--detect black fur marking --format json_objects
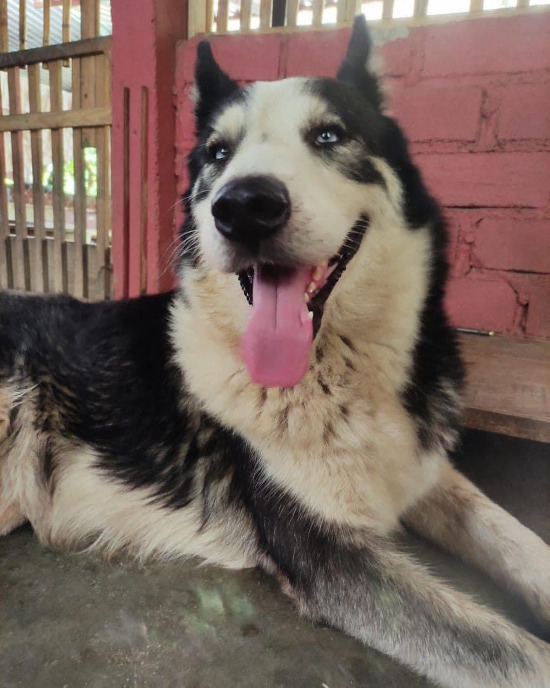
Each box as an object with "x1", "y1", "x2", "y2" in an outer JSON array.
[
  {"x1": 339, "y1": 335, "x2": 356, "y2": 353},
  {"x1": 317, "y1": 374, "x2": 331, "y2": 395}
]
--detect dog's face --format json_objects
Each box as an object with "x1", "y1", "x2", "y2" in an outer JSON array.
[{"x1": 182, "y1": 17, "x2": 429, "y2": 388}]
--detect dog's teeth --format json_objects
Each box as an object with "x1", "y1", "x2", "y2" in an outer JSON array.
[
  {"x1": 307, "y1": 311, "x2": 314, "y2": 320},
  {"x1": 307, "y1": 282, "x2": 316, "y2": 295},
  {"x1": 304, "y1": 292, "x2": 310, "y2": 303},
  {"x1": 312, "y1": 265, "x2": 324, "y2": 281}
]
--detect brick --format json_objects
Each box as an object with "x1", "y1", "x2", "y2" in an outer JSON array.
[
  {"x1": 498, "y1": 82, "x2": 550, "y2": 141},
  {"x1": 445, "y1": 276, "x2": 518, "y2": 333},
  {"x1": 416, "y1": 152, "x2": 550, "y2": 208},
  {"x1": 422, "y1": 14, "x2": 550, "y2": 77},
  {"x1": 285, "y1": 27, "x2": 411, "y2": 79},
  {"x1": 285, "y1": 29, "x2": 350, "y2": 77},
  {"x1": 474, "y1": 218, "x2": 550, "y2": 273},
  {"x1": 391, "y1": 85, "x2": 482, "y2": 142},
  {"x1": 178, "y1": 34, "x2": 282, "y2": 83}
]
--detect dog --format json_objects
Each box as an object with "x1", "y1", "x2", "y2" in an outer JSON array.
[{"x1": 1, "y1": 16, "x2": 549, "y2": 687}]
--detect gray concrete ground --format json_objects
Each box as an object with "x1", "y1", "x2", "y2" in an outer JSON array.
[{"x1": 1, "y1": 429, "x2": 549, "y2": 688}]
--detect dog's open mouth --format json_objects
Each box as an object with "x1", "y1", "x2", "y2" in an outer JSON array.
[{"x1": 237, "y1": 217, "x2": 369, "y2": 388}]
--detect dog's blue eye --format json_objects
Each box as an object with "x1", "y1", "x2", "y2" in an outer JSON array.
[
  {"x1": 316, "y1": 127, "x2": 342, "y2": 145},
  {"x1": 210, "y1": 143, "x2": 230, "y2": 162}
]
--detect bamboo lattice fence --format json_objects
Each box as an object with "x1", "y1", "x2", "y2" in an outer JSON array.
[
  {"x1": 0, "y1": 0, "x2": 112, "y2": 299},
  {"x1": 189, "y1": 0, "x2": 548, "y2": 36}
]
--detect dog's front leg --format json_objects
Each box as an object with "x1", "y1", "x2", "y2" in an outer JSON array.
[
  {"x1": 266, "y1": 519, "x2": 550, "y2": 687},
  {"x1": 403, "y1": 460, "x2": 550, "y2": 628}
]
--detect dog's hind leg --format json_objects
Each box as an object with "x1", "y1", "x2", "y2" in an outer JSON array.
[{"x1": 403, "y1": 460, "x2": 550, "y2": 629}]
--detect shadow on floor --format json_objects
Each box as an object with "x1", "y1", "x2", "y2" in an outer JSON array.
[{"x1": 1, "y1": 429, "x2": 548, "y2": 688}]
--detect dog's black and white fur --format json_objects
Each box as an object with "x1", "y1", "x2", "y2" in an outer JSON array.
[{"x1": 1, "y1": 17, "x2": 550, "y2": 687}]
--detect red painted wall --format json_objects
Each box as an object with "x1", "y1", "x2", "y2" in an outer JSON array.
[
  {"x1": 174, "y1": 13, "x2": 550, "y2": 339},
  {"x1": 111, "y1": 0, "x2": 187, "y2": 298}
]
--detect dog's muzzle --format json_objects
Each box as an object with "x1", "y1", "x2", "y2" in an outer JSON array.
[{"x1": 211, "y1": 175, "x2": 291, "y2": 251}]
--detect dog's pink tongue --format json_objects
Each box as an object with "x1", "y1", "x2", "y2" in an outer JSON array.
[{"x1": 243, "y1": 266, "x2": 313, "y2": 388}]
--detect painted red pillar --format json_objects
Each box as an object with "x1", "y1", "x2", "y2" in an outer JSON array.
[{"x1": 111, "y1": 0, "x2": 187, "y2": 298}]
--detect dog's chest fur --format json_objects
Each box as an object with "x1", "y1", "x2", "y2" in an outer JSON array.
[{"x1": 172, "y1": 297, "x2": 443, "y2": 534}]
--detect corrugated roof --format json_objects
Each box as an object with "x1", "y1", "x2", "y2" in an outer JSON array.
[{"x1": 6, "y1": 0, "x2": 112, "y2": 53}]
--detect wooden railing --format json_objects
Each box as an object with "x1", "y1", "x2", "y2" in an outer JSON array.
[
  {"x1": 0, "y1": 0, "x2": 112, "y2": 300},
  {"x1": 189, "y1": 0, "x2": 548, "y2": 37}
]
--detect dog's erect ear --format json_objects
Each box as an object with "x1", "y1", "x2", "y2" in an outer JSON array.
[
  {"x1": 194, "y1": 41, "x2": 239, "y2": 127},
  {"x1": 337, "y1": 15, "x2": 384, "y2": 110}
]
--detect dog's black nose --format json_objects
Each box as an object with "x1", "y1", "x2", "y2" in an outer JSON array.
[{"x1": 212, "y1": 175, "x2": 290, "y2": 247}]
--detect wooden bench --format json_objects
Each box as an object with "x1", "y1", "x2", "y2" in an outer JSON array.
[{"x1": 460, "y1": 334, "x2": 550, "y2": 443}]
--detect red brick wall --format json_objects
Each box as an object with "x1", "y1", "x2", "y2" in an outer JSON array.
[{"x1": 174, "y1": 13, "x2": 550, "y2": 339}]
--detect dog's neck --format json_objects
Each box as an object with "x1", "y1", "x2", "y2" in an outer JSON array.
[{"x1": 170, "y1": 213, "x2": 433, "y2": 440}]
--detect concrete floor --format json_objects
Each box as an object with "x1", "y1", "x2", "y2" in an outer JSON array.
[{"x1": 1, "y1": 429, "x2": 549, "y2": 688}]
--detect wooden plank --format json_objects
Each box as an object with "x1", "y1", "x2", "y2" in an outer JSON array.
[
  {"x1": 259, "y1": 0, "x2": 272, "y2": 29},
  {"x1": 0, "y1": 36, "x2": 112, "y2": 70},
  {"x1": 19, "y1": 0, "x2": 26, "y2": 50},
  {"x1": 0, "y1": 0, "x2": 8, "y2": 53},
  {"x1": 0, "y1": 107, "x2": 112, "y2": 132},
  {"x1": 81, "y1": 0, "x2": 98, "y2": 148},
  {"x1": 7, "y1": 67, "x2": 28, "y2": 290},
  {"x1": 188, "y1": 0, "x2": 208, "y2": 38},
  {"x1": 312, "y1": 0, "x2": 324, "y2": 27},
  {"x1": 0, "y1": 78, "x2": 10, "y2": 289},
  {"x1": 62, "y1": 0, "x2": 71, "y2": 44},
  {"x1": 72, "y1": 59, "x2": 87, "y2": 298},
  {"x1": 469, "y1": 0, "x2": 484, "y2": 12},
  {"x1": 43, "y1": 0, "x2": 51, "y2": 46},
  {"x1": 49, "y1": 60, "x2": 67, "y2": 293},
  {"x1": 382, "y1": 0, "x2": 395, "y2": 20},
  {"x1": 95, "y1": 49, "x2": 112, "y2": 298},
  {"x1": 413, "y1": 0, "x2": 429, "y2": 18},
  {"x1": 241, "y1": 0, "x2": 253, "y2": 30},
  {"x1": 517, "y1": 0, "x2": 530, "y2": 7},
  {"x1": 216, "y1": 0, "x2": 229, "y2": 32},
  {"x1": 461, "y1": 334, "x2": 550, "y2": 443},
  {"x1": 27, "y1": 63, "x2": 47, "y2": 293}
]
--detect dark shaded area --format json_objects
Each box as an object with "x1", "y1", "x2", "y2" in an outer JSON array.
[{"x1": 1, "y1": 429, "x2": 548, "y2": 687}]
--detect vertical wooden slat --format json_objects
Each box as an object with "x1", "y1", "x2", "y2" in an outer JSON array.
[
  {"x1": 188, "y1": 0, "x2": 208, "y2": 38},
  {"x1": 517, "y1": 0, "x2": 529, "y2": 7},
  {"x1": 72, "y1": 58, "x2": 87, "y2": 298},
  {"x1": 286, "y1": 0, "x2": 299, "y2": 26},
  {"x1": 469, "y1": 0, "x2": 484, "y2": 12},
  {"x1": 382, "y1": 0, "x2": 395, "y2": 19},
  {"x1": 139, "y1": 86, "x2": 148, "y2": 295},
  {"x1": 28, "y1": 63, "x2": 47, "y2": 293},
  {"x1": 206, "y1": 0, "x2": 214, "y2": 33},
  {"x1": 241, "y1": 0, "x2": 253, "y2": 30},
  {"x1": 414, "y1": 0, "x2": 429, "y2": 18},
  {"x1": 259, "y1": 0, "x2": 272, "y2": 28},
  {"x1": 347, "y1": 0, "x2": 362, "y2": 22},
  {"x1": 62, "y1": 0, "x2": 71, "y2": 44},
  {"x1": 81, "y1": 0, "x2": 98, "y2": 148},
  {"x1": 49, "y1": 60, "x2": 67, "y2": 293},
  {"x1": 312, "y1": 0, "x2": 324, "y2": 27},
  {"x1": 8, "y1": 67, "x2": 28, "y2": 290},
  {"x1": 0, "y1": 77, "x2": 10, "y2": 289},
  {"x1": 0, "y1": 0, "x2": 8, "y2": 53},
  {"x1": 216, "y1": 0, "x2": 229, "y2": 32},
  {"x1": 336, "y1": 0, "x2": 348, "y2": 24},
  {"x1": 43, "y1": 0, "x2": 51, "y2": 46},
  {"x1": 19, "y1": 0, "x2": 26, "y2": 50}
]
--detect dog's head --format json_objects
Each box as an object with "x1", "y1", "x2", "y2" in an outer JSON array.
[{"x1": 181, "y1": 16, "x2": 438, "y2": 388}]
